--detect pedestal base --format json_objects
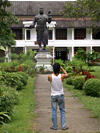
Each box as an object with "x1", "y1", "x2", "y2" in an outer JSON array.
[{"x1": 35, "y1": 52, "x2": 53, "y2": 72}]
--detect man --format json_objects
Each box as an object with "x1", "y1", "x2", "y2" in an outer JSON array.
[
  {"x1": 48, "y1": 63, "x2": 69, "y2": 130},
  {"x1": 30, "y1": 8, "x2": 51, "y2": 50}
]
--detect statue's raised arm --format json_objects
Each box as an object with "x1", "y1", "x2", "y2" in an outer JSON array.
[{"x1": 48, "y1": 11, "x2": 52, "y2": 24}]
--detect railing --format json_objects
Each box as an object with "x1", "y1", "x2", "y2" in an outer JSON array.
[{"x1": 15, "y1": 39, "x2": 100, "y2": 47}]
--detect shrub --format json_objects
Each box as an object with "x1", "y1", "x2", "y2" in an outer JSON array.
[
  {"x1": 20, "y1": 63, "x2": 28, "y2": 71},
  {"x1": 72, "y1": 76, "x2": 85, "y2": 90},
  {"x1": 27, "y1": 67, "x2": 38, "y2": 77},
  {"x1": 83, "y1": 78, "x2": 100, "y2": 97},
  {"x1": 55, "y1": 59, "x2": 65, "y2": 68},
  {"x1": 1, "y1": 71, "x2": 28, "y2": 90},
  {"x1": 84, "y1": 70, "x2": 97, "y2": 82},
  {"x1": 66, "y1": 76, "x2": 76, "y2": 85},
  {"x1": 0, "y1": 85, "x2": 19, "y2": 118},
  {"x1": 16, "y1": 81, "x2": 24, "y2": 90},
  {"x1": 65, "y1": 66, "x2": 73, "y2": 73},
  {"x1": 0, "y1": 112, "x2": 11, "y2": 129},
  {"x1": 17, "y1": 66, "x2": 24, "y2": 72},
  {"x1": 17, "y1": 71, "x2": 28, "y2": 80},
  {"x1": 17, "y1": 73, "x2": 27, "y2": 86}
]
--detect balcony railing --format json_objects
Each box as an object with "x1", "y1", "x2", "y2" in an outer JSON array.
[{"x1": 15, "y1": 39, "x2": 100, "y2": 47}]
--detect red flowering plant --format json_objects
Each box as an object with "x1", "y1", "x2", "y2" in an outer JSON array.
[
  {"x1": 84, "y1": 70, "x2": 97, "y2": 82},
  {"x1": 17, "y1": 66, "x2": 24, "y2": 72}
]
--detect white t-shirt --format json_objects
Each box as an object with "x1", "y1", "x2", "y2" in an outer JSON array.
[{"x1": 51, "y1": 74, "x2": 64, "y2": 96}]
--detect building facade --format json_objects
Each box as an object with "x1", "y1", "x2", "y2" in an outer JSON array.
[{"x1": 6, "y1": 1, "x2": 100, "y2": 62}]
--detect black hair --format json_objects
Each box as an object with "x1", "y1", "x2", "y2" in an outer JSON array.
[{"x1": 53, "y1": 63, "x2": 60, "y2": 74}]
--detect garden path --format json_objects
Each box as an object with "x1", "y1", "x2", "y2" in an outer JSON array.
[{"x1": 34, "y1": 74, "x2": 100, "y2": 133}]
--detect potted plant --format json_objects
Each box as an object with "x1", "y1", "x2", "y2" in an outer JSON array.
[{"x1": 39, "y1": 65, "x2": 45, "y2": 74}]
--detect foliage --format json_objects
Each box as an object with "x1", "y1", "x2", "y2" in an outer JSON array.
[
  {"x1": 39, "y1": 65, "x2": 45, "y2": 71},
  {"x1": 64, "y1": 80, "x2": 100, "y2": 118},
  {"x1": 17, "y1": 72, "x2": 28, "y2": 86},
  {"x1": 27, "y1": 68, "x2": 38, "y2": 77},
  {"x1": 46, "y1": 46, "x2": 53, "y2": 53},
  {"x1": 17, "y1": 71, "x2": 28, "y2": 80},
  {"x1": 17, "y1": 66, "x2": 24, "y2": 72},
  {"x1": 55, "y1": 59, "x2": 65, "y2": 68},
  {"x1": 0, "y1": 84, "x2": 19, "y2": 118},
  {"x1": 86, "y1": 50, "x2": 100, "y2": 63},
  {"x1": 71, "y1": 58, "x2": 86, "y2": 70},
  {"x1": 0, "y1": 57, "x2": 5, "y2": 62},
  {"x1": 83, "y1": 78, "x2": 100, "y2": 97},
  {"x1": 75, "y1": 48, "x2": 87, "y2": 61},
  {"x1": 0, "y1": 60, "x2": 20, "y2": 72},
  {"x1": 74, "y1": 48, "x2": 100, "y2": 66},
  {"x1": 8, "y1": 53, "x2": 19, "y2": 60},
  {"x1": 20, "y1": 49, "x2": 37, "y2": 62},
  {"x1": 10, "y1": 60, "x2": 20, "y2": 68},
  {"x1": 0, "y1": 0, "x2": 19, "y2": 48},
  {"x1": 20, "y1": 63, "x2": 28, "y2": 71},
  {"x1": 0, "y1": 112, "x2": 11, "y2": 130},
  {"x1": 65, "y1": 66, "x2": 73, "y2": 73},
  {"x1": 0, "y1": 62, "x2": 12, "y2": 71},
  {"x1": 66, "y1": 76, "x2": 76, "y2": 85},
  {"x1": 0, "y1": 71, "x2": 28, "y2": 90},
  {"x1": 72, "y1": 76, "x2": 85, "y2": 90},
  {"x1": 1, "y1": 77, "x2": 38, "y2": 133},
  {"x1": 84, "y1": 70, "x2": 97, "y2": 82},
  {"x1": 60, "y1": 0, "x2": 100, "y2": 34}
]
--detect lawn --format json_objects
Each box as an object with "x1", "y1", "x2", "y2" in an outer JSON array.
[{"x1": 1, "y1": 76, "x2": 38, "y2": 133}]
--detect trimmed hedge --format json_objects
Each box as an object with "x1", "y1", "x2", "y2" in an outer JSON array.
[
  {"x1": 83, "y1": 78, "x2": 100, "y2": 97},
  {"x1": 66, "y1": 76, "x2": 76, "y2": 85},
  {"x1": 72, "y1": 76, "x2": 85, "y2": 90}
]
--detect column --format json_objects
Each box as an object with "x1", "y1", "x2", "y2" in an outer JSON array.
[
  {"x1": 8, "y1": 48, "x2": 11, "y2": 62},
  {"x1": 90, "y1": 28, "x2": 92, "y2": 40},
  {"x1": 72, "y1": 46, "x2": 74, "y2": 59},
  {"x1": 91, "y1": 46, "x2": 92, "y2": 54},
  {"x1": 53, "y1": 28, "x2": 55, "y2": 41},
  {"x1": 5, "y1": 47, "x2": 8, "y2": 62},
  {"x1": 24, "y1": 46, "x2": 27, "y2": 53},
  {"x1": 72, "y1": 28, "x2": 74, "y2": 40},
  {"x1": 53, "y1": 46, "x2": 55, "y2": 64},
  {"x1": 25, "y1": 28, "x2": 26, "y2": 41}
]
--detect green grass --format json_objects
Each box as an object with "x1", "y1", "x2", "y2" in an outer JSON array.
[
  {"x1": 1, "y1": 76, "x2": 38, "y2": 133},
  {"x1": 64, "y1": 80, "x2": 100, "y2": 118}
]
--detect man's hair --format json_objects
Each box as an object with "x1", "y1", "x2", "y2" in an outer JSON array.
[{"x1": 53, "y1": 63, "x2": 60, "y2": 74}]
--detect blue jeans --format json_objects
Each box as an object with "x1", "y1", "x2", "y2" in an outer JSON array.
[{"x1": 51, "y1": 95, "x2": 66, "y2": 130}]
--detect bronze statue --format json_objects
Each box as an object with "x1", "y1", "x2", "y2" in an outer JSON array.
[{"x1": 30, "y1": 8, "x2": 52, "y2": 51}]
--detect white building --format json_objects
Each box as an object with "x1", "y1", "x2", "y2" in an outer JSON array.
[{"x1": 6, "y1": 1, "x2": 100, "y2": 61}]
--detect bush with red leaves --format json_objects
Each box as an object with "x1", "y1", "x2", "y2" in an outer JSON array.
[
  {"x1": 84, "y1": 70, "x2": 97, "y2": 82},
  {"x1": 17, "y1": 66, "x2": 24, "y2": 72}
]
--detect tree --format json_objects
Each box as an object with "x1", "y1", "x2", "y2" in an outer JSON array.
[
  {"x1": 75, "y1": 48, "x2": 87, "y2": 62},
  {"x1": 0, "y1": 0, "x2": 19, "y2": 48},
  {"x1": 60, "y1": 0, "x2": 100, "y2": 35}
]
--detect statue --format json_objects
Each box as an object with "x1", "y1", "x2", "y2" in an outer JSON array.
[{"x1": 30, "y1": 8, "x2": 52, "y2": 51}]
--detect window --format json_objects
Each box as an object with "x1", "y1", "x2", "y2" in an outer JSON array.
[
  {"x1": 93, "y1": 30, "x2": 100, "y2": 39},
  {"x1": 49, "y1": 30, "x2": 52, "y2": 40},
  {"x1": 56, "y1": 29, "x2": 67, "y2": 40},
  {"x1": 26, "y1": 30, "x2": 30, "y2": 40},
  {"x1": 75, "y1": 29, "x2": 86, "y2": 39},
  {"x1": 11, "y1": 47, "x2": 23, "y2": 55},
  {"x1": 12, "y1": 29, "x2": 22, "y2": 40}
]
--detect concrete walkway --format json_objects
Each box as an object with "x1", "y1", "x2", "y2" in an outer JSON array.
[{"x1": 34, "y1": 74, "x2": 100, "y2": 133}]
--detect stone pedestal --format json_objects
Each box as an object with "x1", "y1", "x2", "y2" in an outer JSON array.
[{"x1": 35, "y1": 52, "x2": 53, "y2": 72}]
